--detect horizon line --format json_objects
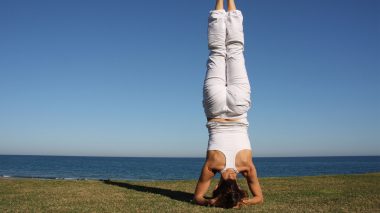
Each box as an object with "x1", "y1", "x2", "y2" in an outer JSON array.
[{"x1": 0, "y1": 154, "x2": 379, "y2": 158}]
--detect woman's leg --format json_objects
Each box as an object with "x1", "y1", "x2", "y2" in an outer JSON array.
[
  {"x1": 227, "y1": 0, "x2": 237, "y2": 11},
  {"x1": 203, "y1": 1, "x2": 227, "y2": 118},
  {"x1": 215, "y1": 0, "x2": 224, "y2": 10},
  {"x1": 225, "y1": 1, "x2": 251, "y2": 116}
]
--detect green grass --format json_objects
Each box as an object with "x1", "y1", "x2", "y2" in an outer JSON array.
[{"x1": 1, "y1": 173, "x2": 379, "y2": 212}]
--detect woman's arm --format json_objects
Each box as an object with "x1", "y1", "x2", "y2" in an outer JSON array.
[
  {"x1": 193, "y1": 162, "x2": 215, "y2": 206},
  {"x1": 242, "y1": 163, "x2": 264, "y2": 205}
]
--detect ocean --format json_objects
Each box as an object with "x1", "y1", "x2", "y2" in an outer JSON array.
[{"x1": 0, "y1": 155, "x2": 379, "y2": 181}]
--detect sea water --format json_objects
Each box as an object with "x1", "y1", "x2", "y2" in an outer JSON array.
[{"x1": 0, "y1": 155, "x2": 379, "y2": 180}]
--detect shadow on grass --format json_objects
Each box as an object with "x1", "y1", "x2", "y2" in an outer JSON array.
[{"x1": 102, "y1": 180, "x2": 194, "y2": 203}]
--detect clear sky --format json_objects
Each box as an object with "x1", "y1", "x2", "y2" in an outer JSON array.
[{"x1": 0, "y1": 0, "x2": 379, "y2": 157}]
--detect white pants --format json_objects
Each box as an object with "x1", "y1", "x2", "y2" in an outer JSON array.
[{"x1": 203, "y1": 10, "x2": 251, "y2": 120}]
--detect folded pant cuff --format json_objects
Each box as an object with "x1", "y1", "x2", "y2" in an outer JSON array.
[
  {"x1": 227, "y1": 9, "x2": 242, "y2": 17},
  {"x1": 209, "y1": 9, "x2": 227, "y2": 17}
]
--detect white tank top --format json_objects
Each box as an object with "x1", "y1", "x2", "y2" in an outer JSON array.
[{"x1": 207, "y1": 119, "x2": 251, "y2": 173}]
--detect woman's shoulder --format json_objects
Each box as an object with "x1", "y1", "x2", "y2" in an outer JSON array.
[
  {"x1": 205, "y1": 150, "x2": 225, "y2": 171},
  {"x1": 236, "y1": 150, "x2": 254, "y2": 172}
]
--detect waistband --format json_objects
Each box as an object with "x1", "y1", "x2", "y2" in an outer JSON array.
[
  {"x1": 206, "y1": 118, "x2": 249, "y2": 135},
  {"x1": 207, "y1": 118, "x2": 249, "y2": 127}
]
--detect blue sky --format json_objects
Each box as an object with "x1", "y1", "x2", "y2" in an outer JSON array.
[{"x1": 0, "y1": 0, "x2": 379, "y2": 157}]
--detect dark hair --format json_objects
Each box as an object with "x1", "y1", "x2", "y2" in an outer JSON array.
[{"x1": 211, "y1": 179, "x2": 248, "y2": 209}]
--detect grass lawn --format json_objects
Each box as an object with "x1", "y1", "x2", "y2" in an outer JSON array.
[{"x1": 0, "y1": 172, "x2": 379, "y2": 212}]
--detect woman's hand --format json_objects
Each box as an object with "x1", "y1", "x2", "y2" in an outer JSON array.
[
  {"x1": 241, "y1": 198, "x2": 252, "y2": 205},
  {"x1": 208, "y1": 198, "x2": 217, "y2": 206},
  {"x1": 192, "y1": 197, "x2": 217, "y2": 206},
  {"x1": 241, "y1": 197, "x2": 264, "y2": 205}
]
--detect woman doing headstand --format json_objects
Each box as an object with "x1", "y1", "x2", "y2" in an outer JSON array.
[{"x1": 193, "y1": 0, "x2": 263, "y2": 209}]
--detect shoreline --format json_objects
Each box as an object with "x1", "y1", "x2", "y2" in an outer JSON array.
[{"x1": 1, "y1": 171, "x2": 379, "y2": 182}]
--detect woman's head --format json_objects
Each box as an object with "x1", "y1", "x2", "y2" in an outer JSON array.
[{"x1": 211, "y1": 179, "x2": 248, "y2": 209}]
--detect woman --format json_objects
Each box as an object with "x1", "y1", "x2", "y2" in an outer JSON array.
[{"x1": 193, "y1": 0, "x2": 263, "y2": 208}]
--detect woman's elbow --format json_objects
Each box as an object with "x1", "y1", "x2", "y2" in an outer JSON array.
[
  {"x1": 257, "y1": 196, "x2": 264, "y2": 204},
  {"x1": 193, "y1": 196, "x2": 207, "y2": 206}
]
